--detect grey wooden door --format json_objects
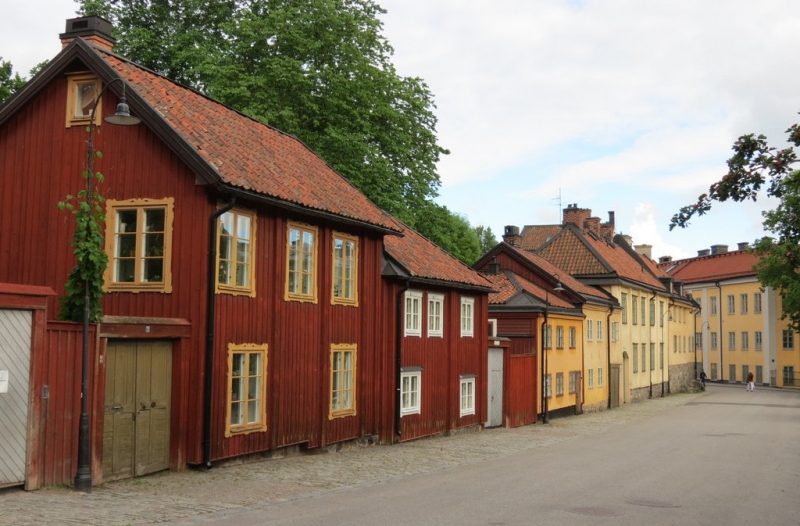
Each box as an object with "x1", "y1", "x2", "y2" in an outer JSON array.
[
  {"x1": 103, "y1": 340, "x2": 172, "y2": 482},
  {"x1": 610, "y1": 364, "x2": 621, "y2": 408},
  {"x1": 0, "y1": 309, "x2": 32, "y2": 488},
  {"x1": 487, "y1": 348, "x2": 504, "y2": 427}
]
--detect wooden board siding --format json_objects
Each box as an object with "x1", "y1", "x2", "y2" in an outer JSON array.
[
  {"x1": 33, "y1": 322, "x2": 95, "y2": 488},
  {"x1": 506, "y1": 353, "x2": 537, "y2": 427},
  {"x1": 387, "y1": 283, "x2": 488, "y2": 443},
  {"x1": 209, "y1": 224, "x2": 390, "y2": 461}
]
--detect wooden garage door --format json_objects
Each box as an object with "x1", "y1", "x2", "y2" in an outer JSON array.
[{"x1": 103, "y1": 340, "x2": 172, "y2": 482}]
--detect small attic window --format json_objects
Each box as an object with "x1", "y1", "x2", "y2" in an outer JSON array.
[{"x1": 66, "y1": 73, "x2": 102, "y2": 127}]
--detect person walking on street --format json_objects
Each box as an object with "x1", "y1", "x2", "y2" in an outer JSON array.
[
  {"x1": 700, "y1": 370, "x2": 707, "y2": 388},
  {"x1": 747, "y1": 371, "x2": 755, "y2": 391}
]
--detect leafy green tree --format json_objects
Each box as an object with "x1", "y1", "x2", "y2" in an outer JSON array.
[
  {"x1": 79, "y1": 0, "x2": 448, "y2": 225},
  {"x1": 413, "y1": 201, "x2": 482, "y2": 265},
  {"x1": 474, "y1": 225, "x2": 498, "y2": 255},
  {"x1": 0, "y1": 57, "x2": 26, "y2": 106},
  {"x1": 671, "y1": 116, "x2": 800, "y2": 330}
]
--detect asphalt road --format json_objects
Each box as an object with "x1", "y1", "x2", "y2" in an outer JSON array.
[{"x1": 177, "y1": 385, "x2": 800, "y2": 526}]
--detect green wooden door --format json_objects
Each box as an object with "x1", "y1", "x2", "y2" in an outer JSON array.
[{"x1": 103, "y1": 340, "x2": 172, "y2": 482}]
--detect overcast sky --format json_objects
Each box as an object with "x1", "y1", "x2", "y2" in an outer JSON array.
[{"x1": 3, "y1": 1, "x2": 800, "y2": 260}]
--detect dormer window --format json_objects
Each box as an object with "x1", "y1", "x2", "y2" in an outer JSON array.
[{"x1": 66, "y1": 73, "x2": 102, "y2": 127}]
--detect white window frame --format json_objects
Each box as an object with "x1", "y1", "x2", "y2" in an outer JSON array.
[
  {"x1": 728, "y1": 331, "x2": 736, "y2": 351},
  {"x1": 611, "y1": 321, "x2": 619, "y2": 342},
  {"x1": 597, "y1": 320, "x2": 604, "y2": 342},
  {"x1": 569, "y1": 326, "x2": 576, "y2": 348},
  {"x1": 755, "y1": 331, "x2": 763, "y2": 351},
  {"x1": 404, "y1": 290, "x2": 422, "y2": 337},
  {"x1": 783, "y1": 329, "x2": 794, "y2": 350},
  {"x1": 586, "y1": 320, "x2": 593, "y2": 341},
  {"x1": 598, "y1": 367, "x2": 604, "y2": 387},
  {"x1": 741, "y1": 331, "x2": 749, "y2": 351},
  {"x1": 427, "y1": 293, "x2": 444, "y2": 337},
  {"x1": 728, "y1": 295, "x2": 735, "y2": 315},
  {"x1": 710, "y1": 296, "x2": 717, "y2": 315},
  {"x1": 587, "y1": 368, "x2": 594, "y2": 389},
  {"x1": 740, "y1": 294, "x2": 748, "y2": 314},
  {"x1": 400, "y1": 370, "x2": 421, "y2": 415},
  {"x1": 556, "y1": 372, "x2": 564, "y2": 396},
  {"x1": 460, "y1": 297, "x2": 475, "y2": 337},
  {"x1": 754, "y1": 293, "x2": 762, "y2": 314},
  {"x1": 556, "y1": 326, "x2": 564, "y2": 349},
  {"x1": 460, "y1": 376, "x2": 476, "y2": 417}
]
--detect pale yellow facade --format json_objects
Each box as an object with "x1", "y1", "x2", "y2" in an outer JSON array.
[
  {"x1": 540, "y1": 313, "x2": 585, "y2": 414},
  {"x1": 602, "y1": 283, "x2": 694, "y2": 402},
  {"x1": 581, "y1": 303, "x2": 614, "y2": 411},
  {"x1": 690, "y1": 278, "x2": 800, "y2": 388}
]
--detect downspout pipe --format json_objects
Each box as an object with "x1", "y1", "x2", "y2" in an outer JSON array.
[
  {"x1": 395, "y1": 279, "x2": 410, "y2": 437},
  {"x1": 541, "y1": 300, "x2": 549, "y2": 423},
  {"x1": 203, "y1": 196, "x2": 236, "y2": 469}
]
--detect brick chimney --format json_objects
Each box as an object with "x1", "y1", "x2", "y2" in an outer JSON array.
[
  {"x1": 563, "y1": 204, "x2": 591, "y2": 228},
  {"x1": 634, "y1": 244, "x2": 652, "y2": 260},
  {"x1": 584, "y1": 216, "x2": 601, "y2": 235},
  {"x1": 503, "y1": 225, "x2": 521, "y2": 248},
  {"x1": 60, "y1": 16, "x2": 116, "y2": 50}
]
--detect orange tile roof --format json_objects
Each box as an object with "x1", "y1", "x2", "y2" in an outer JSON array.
[
  {"x1": 485, "y1": 271, "x2": 575, "y2": 309},
  {"x1": 583, "y1": 234, "x2": 666, "y2": 289},
  {"x1": 505, "y1": 245, "x2": 613, "y2": 302},
  {"x1": 384, "y1": 220, "x2": 493, "y2": 290},
  {"x1": 99, "y1": 50, "x2": 400, "y2": 233},
  {"x1": 663, "y1": 250, "x2": 759, "y2": 283},
  {"x1": 519, "y1": 225, "x2": 562, "y2": 251},
  {"x1": 534, "y1": 225, "x2": 666, "y2": 290},
  {"x1": 537, "y1": 228, "x2": 609, "y2": 275}
]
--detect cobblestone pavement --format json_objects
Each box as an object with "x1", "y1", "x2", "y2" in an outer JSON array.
[{"x1": 1, "y1": 391, "x2": 707, "y2": 525}]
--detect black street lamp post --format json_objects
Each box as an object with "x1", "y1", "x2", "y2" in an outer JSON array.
[{"x1": 74, "y1": 77, "x2": 140, "y2": 493}]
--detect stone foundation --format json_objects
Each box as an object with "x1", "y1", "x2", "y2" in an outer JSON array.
[{"x1": 669, "y1": 362, "x2": 698, "y2": 393}]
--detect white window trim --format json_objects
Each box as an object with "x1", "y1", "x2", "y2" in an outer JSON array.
[
  {"x1": 460, "y1": 376, "x2": 476, "y2": 417},
  {"x1": 461, "y1": 296, "x2": 475, "y2": 337},
  {"x1": 404, "y1": 290, "x2": 422, "y2": 337},
  {"x1": 427, "y1": 293, "x2": 444, "y2": 338},
  {"x1": 400, "y1": 370, "x2": 422, "y2": 415}
]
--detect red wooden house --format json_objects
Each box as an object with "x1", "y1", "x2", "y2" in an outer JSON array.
[
  {"x1": 382, "y1": 223, "x2": 493, "y2": 441},
  {"x1": 0, "y1": 17, "x2": 490, "y2": 489}
]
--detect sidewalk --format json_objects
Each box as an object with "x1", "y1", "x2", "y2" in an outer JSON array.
[{"x1": 0, "y1": 390, "x2": 707, "y2": 526}]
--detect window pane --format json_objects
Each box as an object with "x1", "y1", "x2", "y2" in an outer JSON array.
[
  {"x1": 233, "y1": 353, "x2": 244, "y2": 376},
  {"x1": 237, "y1": 215, "x2": 251, "y2": 240},
  {"x1": 115, "y1": 259, "x2": 135, "y2": 283},
  {"x1": 144, "y1": 209, "x2": 165, "y2": 232},
  {"x1": 142, "y1": 258, "x2": 163, "y2": 282},
  {"x1": 248, "y1": 377, "x2": 259, "y2": 400},
  {"x1": 117, "y1": 233, "x2": 137, "y2": 257},
  {"x1": 247, "y1": 400, "x2": 260, "y2": 424},
  {"x1": 231, "y1": 378, "x2": 242, "y2": 402},
  {"x1": 230, "y1": 401, "x2": 242, "y2": 425}
]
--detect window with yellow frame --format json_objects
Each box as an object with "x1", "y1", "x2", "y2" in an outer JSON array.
[
  {"x1": 331, "y1": 232, "x2": 358, "y2": 306},
  {"x1": 65, "y1": 73, "x2": 103, "y2": 127},
  {"x1": 330, "y1": 344, "x2": 356, "y2": 419},
  {"x1": 216, "y1": 208, "x2": 256, "y2": 296},
  {"x1": 104, "y1": 198, "x2": 174, "y2": 293},
  {"x1": 285, "y1": 221, "x2": 318, "y2": 303},
  {"x1": 225, "y1": 343, "x2": 268, "y2": 437}
]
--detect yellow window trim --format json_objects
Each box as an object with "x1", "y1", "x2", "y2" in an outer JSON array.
[
  {"x1": 225, "y1": 343, "x2": 268, "y2": 438},
  {"x1": 215, "y1": 207, "x2": 257, "y2": 297},
  {"x1": 329, "y1": 343, "x2": 357, "y2": 419},
  {"x1": 65, "y1": 72, "x2": 103, "y2": 128},
  {"x1": 284, "y1": 221, "x2": 319, "y2": 303},
  {"x1": 104, "y1": 197, "x2": 174, "y2": 293},
  {"x1": 331, "y1": 231, "x2": 359, "y2": 307}
]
